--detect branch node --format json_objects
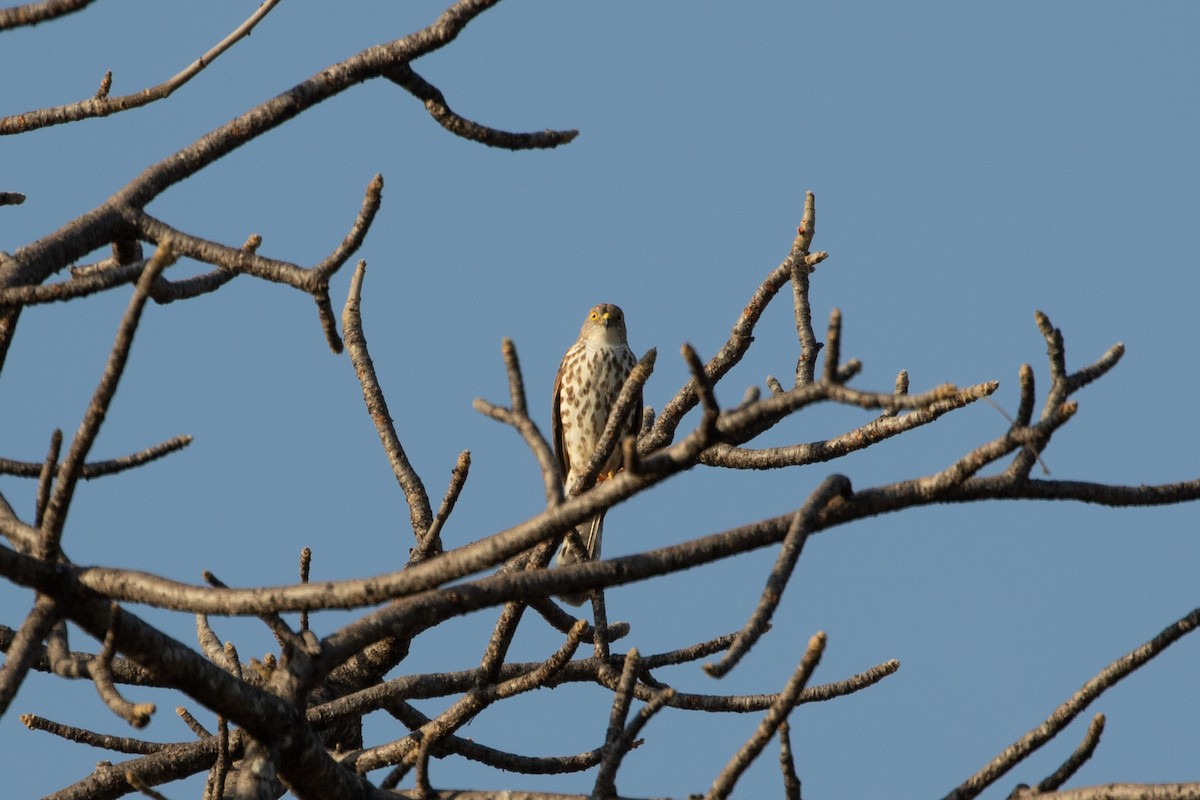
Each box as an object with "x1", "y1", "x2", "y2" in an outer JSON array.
[{"x1": 90, "y1": 604, "x2": 156, "y2": 729}]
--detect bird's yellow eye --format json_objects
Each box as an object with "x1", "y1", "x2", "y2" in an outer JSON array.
[{"x1": 589, "y1": 311, "x2": 599, "y2": 320}]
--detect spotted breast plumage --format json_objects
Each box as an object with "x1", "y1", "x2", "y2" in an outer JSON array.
[{"x1": 551, "y1": 303, "x2": 641, "y2": 604}]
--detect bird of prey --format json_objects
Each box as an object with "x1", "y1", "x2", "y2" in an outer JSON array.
[{"x1": 551, "y1": 303, "x2": 641, "y2": 604}]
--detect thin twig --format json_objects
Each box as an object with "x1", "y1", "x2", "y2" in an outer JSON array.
[
  {"x1": 342, "y1": 260, "x2": 434, "y2": 538},
  {"x1": 1066, "y1": 342, "x2": 1124, "y2": 395},
  {"x1": 414, "y1": 728, "x2": 436, "y2": 799},
  {"x1": 384, "y1": 63, "x2": 578, "y2": 150},
  {"x1": 314, "y1": 174, "x2": 384, "y2": 281},
  {"x1": 0, "y1": 0, "x2": 92, "y2": 29},
  {"x1": 821, "y1": 308, "x2": 842, "y2": 383},
  {"x1": 0, "y1": 0, "x2": 283, "y2": 133},
  {"x1": 945, "y1": 607, "x2": 1200, "y2": 800},
  {"x1": 0, "y1": 434, "x2": 193, "y2": 479},
  {"x1": 345, "y1": 621, "x2": 587, "y2": 774},
  {"x1": 707, "y1": 632, "x2": 826, "y2": 800},
  {"x1": 644, "y1": 252, "x2": 796, "y2": 451},
  {"x1": 593, "y1": 648, "x2": 641, "y2": 798},
  {"x1": 176, "y1": 707, "x2": 212, "y2": 739},
  {"x1": 34, "y1": 429, "x2": 62, "y2": 527},
  {"x1": 0, "y1": 595, "x2": 60, "y2": 715},
  {"x1": 700, "y1": 382, "x2": 987, "y2": 469},
  {"x1": 306, "y1": 652, "x2": 898, "y2": 731},
  {"x1": 1025, "y1": 713, "x2": 1105, "y2": 795},
  {"x1": 207, "y1": 717, "x2": 231, "y2": 800},
  {"x1": 90, "y1": 604, "x2": 156, "y2": 728},
  {"x1": 779, "y1": 720, "x2": 802, "y2": 800},
  {"x1": 881, "y1": 369, "x2": 908, "y2": 418},
  {"x1": 1016, "y1": 363, "x2": 1036, "y2": 426},
  {"x1": 1012, "y1": 783, "x2": 1200, "y2": 800},
  {"x1": 474, "y1": 339, "x2": 562, "y2": 507},
  {"x1": 594, "y1": 683, "x2": 675, "y2": 798},
  {"x1": 681, "y1": 343, "x2": 719, "y2": 438},
  {"x1": 704, "y1": 475, "x2": 849, "y2": 678},
  {"x1": 1036, "y1": 310, "x2": 1069, "y2": 412},
  {"x1": 527, "y1": 598, "x2": 629, "y2": 642},
  {"x1": 791, "y1": 192, "x2": 823, "y2": 387},
  {"x1": 476, "y1": 599, "x2": 530, "y2": 687},
  {"x1": 203, "y1": 570, "x2": 304, "y2": 657},
  {"x1": 476, "y1": 531, "x2": 576, "y2": 685},
  {"x1": 195, "y1": 614, "x2": 232, "y2": 673},
  {"x1": 21, "y1": 712, "x2": 165, "y2": 754},
  {"x1": 588, "y1": 583, "x2": 615, "y2": 662},
  {"x1": 985, "y1": 396, "x2": 1051, "y2": 476},
  {"x1": 38, "y1": 241, "x2": 175, "y2": 556},
  {"x1": 45, "y1": 619, "x2": 72, "y2": 676},
  {"x1": 300, "y1": 546, "x2": 312, "y2": 633},
  {"x1": 412, "y1": 451, "x2": 469, "y2": 563},
  {"x1": 223, "y1": 642, "x2": 243, "y2": 681},
  {"x1": 383, "y1": 699, "x2": 608, "y2": 775},
  {"x1": 130, "y1": 173, "x2": 381, "y2": 352}
]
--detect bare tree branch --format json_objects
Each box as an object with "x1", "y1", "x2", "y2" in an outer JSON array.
[
  {"x1": 707, "y1": 631, "x2": 826, "y2": 800},
  {"x1": 1011, "y1": 713, "x2": 1106, "y2": 798},
  {"x1": 594, "y1": 648, "x2": 674, "y2": 799},
  {"x1": 0, "y1": 595, "x2": 59, "y2": 715},
  {"x1": 21, "y1": 712, "x2": 167, "y2": 754},
  {"x1": 0, "y1": 0, "x2": 92, "y2": 30},
  {"x1": 412, "y1": 451, "x2": 471, "y2": 563},
  {"x1": 0, "y1": 0, "x2": 282, "y2": 133},
  {"x1": 382, "y1": 699, "x2": 609, "y2": 776},
  {"x1": 39, "y1": 242, "x2": 176, "y2": 556},
  {"x1": 473, "y1": 338, "x2": 564, "y2": 506},
  {"x1": 89, "y1": 604, "x2": 156, "y2": 729},
  {"x1": 703, "y1": 474, "x2": 848, "y2": 678},
  {"x1": 1, "y1": 0, "x2": 543, "y2": 294},
  {"x1": 593, "y1": 647, "x2": 642, "y2": 797},
  {"x1": 45, "y1": 731, "x2": 247, "y2": 800},
  {"x1": 790, "y1": 192, "x2": 823, "y2": 387},
  {"x1": 385, "y1": 63, "x2": 578, "y2": 150},
  {"x1": 0, "y1": 434, "x2": 192, "y2": 480},
  {"x1": 698, "y1": 383, "x2": 987, "y2": 469},
  {"x1": 306, "y1": 650, "x2": 898, "y2": 726},
  {"x1": 1013, "y1": 784, "x2": 1200, "y2": 800},
  {"x1": 945, "y1": 606, "x2": 1200, "y2": 800},
  {"x1": 205, "y1": 717, "x2": 231, "y2": 800},
  {"x1": 33, "y1": 428, "x2": 61, "y2": 528},
  {"x1": 340, "y1": 620, "x2": 587, "y2": 776},
  {"x1": 176, "y1": 707, "x2": 211, "y2": 739},
  {"x1": 778, "y1": 719, "x2": 802, "y2": 800},
  {"x1": 2, "y1": 6, "x2": 1197, "y2": 797},
  {"x1": 342, "y1": 259, "x2": 434, "y2": 539}
]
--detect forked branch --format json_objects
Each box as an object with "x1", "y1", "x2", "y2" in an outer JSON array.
[
  {"x1": 0, "y1": 0, "x2": 283, "y2": 133},
  {"x1": 945, "y1": 606, "x2": 1200, "y2": 800}
]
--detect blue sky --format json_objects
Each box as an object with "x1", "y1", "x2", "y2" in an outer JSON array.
[{"x1": 3, "y1": 2, "x2": 1199, "y2": 798}]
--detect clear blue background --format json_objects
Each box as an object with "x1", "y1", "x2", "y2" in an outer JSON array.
[{"x1": 2, "y1": 2, "x2": 1199, "y2": 797}]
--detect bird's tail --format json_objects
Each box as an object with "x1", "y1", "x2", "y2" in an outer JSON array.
[{"x1": 554, "y1": 513, "x2": 604, "y2": 606}]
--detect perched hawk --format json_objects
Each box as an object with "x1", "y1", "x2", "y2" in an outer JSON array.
[{"x1": 551, "y1": 303, "x2": 641, "y2": 604}]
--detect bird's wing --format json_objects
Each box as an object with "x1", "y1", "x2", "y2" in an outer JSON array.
[{"x1": 551, "y1": 352, "x2": 570, "y2": 483}]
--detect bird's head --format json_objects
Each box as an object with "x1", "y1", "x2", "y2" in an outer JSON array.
[{"x1": 580, "y1": 303, "x2": 629, "y2": 345}]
